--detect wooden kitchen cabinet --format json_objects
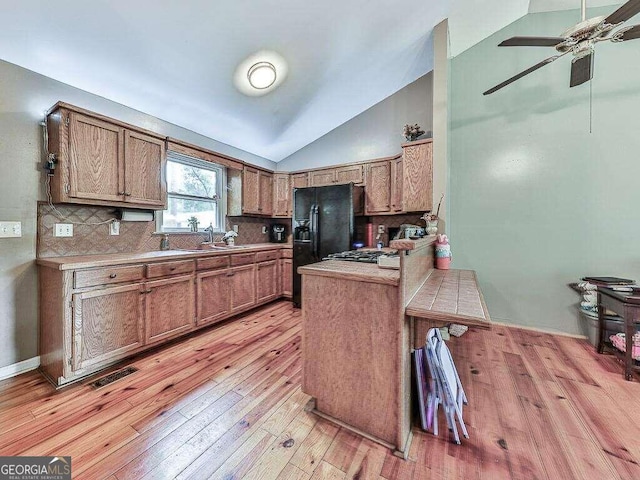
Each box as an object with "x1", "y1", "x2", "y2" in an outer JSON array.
[
  {"x1": 391, "y1": 157, "x2": 403, "y2": 212},
  {"x1": 259, "y1": 171, "x2": 273, "y2": 216},
  {"x1": 281, "y1": 258, "x2": 293, "y2": 298},
  {"x1": 144, "y1": 275, "x2": 195, "y2": 345},
  {"x1": 197, "y1": 268, "x2": 232, "y2": 326},
  {"x1": 47, "y1": 103, "x2": 167, "y2": 209},
  {"x1": 291, "y1": 173, "x2": 309, "y2": 189},
  {"x1": 365, "y1": 160, "x2": 392, "y2": 214},
  {"x1": 273, "y1": 173, "x2": 291, "y2": 217},
  {"x1": 335, "y1": 164, "x2": 364, "y2": 184},
  {"x1": 309, "y1": 169, "x2": 336, "y2": 187},
  {"x1": 241, "y1": 166, "x2": 273, "y2": 216},
  {"x1": 257, "y1": 260, "x2": 278, "y2": 303},
  {"x1": 230, "y1": 264, "x2": 257, "y2": 313},
  {"x1": 71, "y1": 283, "x2": 145, "y2": 372},
  {"x1": 401, "y1": 139, "x2": 433, "y2": 212}
]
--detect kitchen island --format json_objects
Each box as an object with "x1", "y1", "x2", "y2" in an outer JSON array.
[
  {"x1": 298, "y1": 236, "x2": 436, "y2": 457},
  {"x1": 299, "y1": 236, "x2": 492, "y2": 457}
]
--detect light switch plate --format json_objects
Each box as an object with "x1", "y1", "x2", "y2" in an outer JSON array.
[
  {"x1": 54, "y1": 223, "x2": 73, "y2": 237},
  {"x1": 261, "y1": 226, "x2": 268, "y2": 234},
  {"x1": 0, "y1": 221, "x2": 22, "y2": 238}
]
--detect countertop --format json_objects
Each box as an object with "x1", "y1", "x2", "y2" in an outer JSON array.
[
  {"x1": 37, "y1": 243, "x2": 292, "y2": 270},
  {"x1": 297, "y1": 259, "x2": 400, "y2": 286}
]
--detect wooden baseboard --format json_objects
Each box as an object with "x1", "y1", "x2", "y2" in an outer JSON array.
[
  {"x1": 493, "y1": 321, "x2": 587, "y2": 339},
  {"x1": 0, "y1": 356, "x2": 40, "y2": 381}
]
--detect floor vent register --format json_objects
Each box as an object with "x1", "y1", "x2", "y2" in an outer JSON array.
[{"x1": 90, "y1": 366, "x2": 138, "y2": 388}]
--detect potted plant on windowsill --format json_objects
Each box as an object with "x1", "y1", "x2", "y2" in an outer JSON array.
[{"x1": 223, "y1": 230, "x2": 238, "y2": 246}]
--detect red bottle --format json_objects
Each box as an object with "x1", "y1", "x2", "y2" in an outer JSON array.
[{"x1": 366, "y1": 223, "x2": 374, "y2": 248}]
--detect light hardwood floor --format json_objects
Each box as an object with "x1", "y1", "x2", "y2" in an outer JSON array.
[{"x1": 1, "y1": 301, "x2": 640, "y2": 479}]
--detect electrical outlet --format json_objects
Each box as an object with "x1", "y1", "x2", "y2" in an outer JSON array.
[
  {"x1": 378, "y1": 225, "x2": 385, "y2": 234},
  {"x1": 0, "y1": 221, "x2": 21, "y2": 238},
  {"x1": 261, "y1": 226, "x2": 268, "y2": 234},
  {"x1": 109, "y1": 220, "x2": 120, "y2": 236},
  {"x1": 54, "y1": 223, "x2": 73, "y2": 237},
  {"x1": 233, "y1": 225, "x2": 239, "y2": 233}
]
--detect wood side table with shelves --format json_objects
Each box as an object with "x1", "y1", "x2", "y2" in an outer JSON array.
[{"x1": 598, "y1": 288, "x2": 640, "y2": 381}]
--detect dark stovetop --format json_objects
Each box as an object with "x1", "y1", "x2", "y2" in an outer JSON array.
[{"x1": 323, "y1": 250, "x2": 393, "y2": 264}]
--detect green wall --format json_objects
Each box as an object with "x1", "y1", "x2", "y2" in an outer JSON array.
[{"x1": 449, "y1": 7, "x2": 640, "y2": 336}]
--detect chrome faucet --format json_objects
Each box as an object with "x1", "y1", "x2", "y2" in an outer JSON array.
[{"x1": 203, "y1": 223, "x2": 214, "y2": 244}]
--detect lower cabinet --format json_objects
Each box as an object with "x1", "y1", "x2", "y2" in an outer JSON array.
[
  {"x1": 145, "y1": 275, "x2": 195, "y2": 345},
  {"x1": 257, "y1": 260, "x2": 278, "y2": 303},
  {"x1": 281, "y1": 259, "x2": 293, "y2": 297},
  {"x1": 72, "y1": 283, "x2": 145, "y2": 371},
  {"x1": 230, "y1": 264, "x2": 257, "y2": 313},
  {"x1": 197, "y1": 268, "x2": 232, "y2": 326}
]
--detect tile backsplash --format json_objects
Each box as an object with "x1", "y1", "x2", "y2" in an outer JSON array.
[{"x1": 37, "y1": 203, "x2": 286, "y2": 258}]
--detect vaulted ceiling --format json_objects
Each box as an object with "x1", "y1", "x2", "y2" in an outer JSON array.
[{"x1": 0, "y1": 0, "x2": 622, "y2": 161}]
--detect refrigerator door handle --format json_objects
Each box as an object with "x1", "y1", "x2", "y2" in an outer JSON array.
[
  {"x1": 310, "y1": 204, "x2": 317, "y2": 260},
  {"x1": 313, "y1": 205, "x2": 320, "y2": 258}
]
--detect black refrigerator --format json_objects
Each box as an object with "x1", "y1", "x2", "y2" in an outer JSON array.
[{"x1": 292, "y1": 183, "x2": 364, "y2": 307}]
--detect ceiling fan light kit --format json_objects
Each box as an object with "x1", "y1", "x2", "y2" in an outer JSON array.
[{"x1": 483, "y1": 0, "x2": 640, "y2": 95}]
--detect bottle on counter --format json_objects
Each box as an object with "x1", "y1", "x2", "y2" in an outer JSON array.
[{"x1": 160, "y1": 234, "x2": 170, "y2": 251}]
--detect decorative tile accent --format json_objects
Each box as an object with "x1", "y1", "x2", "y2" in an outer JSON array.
[{"x1": 37, "y1": 203, "x2": 286, "y2": 258}]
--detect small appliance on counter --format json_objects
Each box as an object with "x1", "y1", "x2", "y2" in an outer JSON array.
[{"x1": 270, "y1": 223, "x2": 288, "y2": 243}]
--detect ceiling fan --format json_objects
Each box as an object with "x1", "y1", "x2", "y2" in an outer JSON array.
[{"x1": 483, "y1": 0, "x2": 640, "y2": 95}]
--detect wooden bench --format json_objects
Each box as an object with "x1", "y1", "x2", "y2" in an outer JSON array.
[{"x1": 406, "y1": 269, "x2": 491, "y2": 348}]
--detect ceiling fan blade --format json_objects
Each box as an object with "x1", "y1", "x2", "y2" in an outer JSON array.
[
  {"x1": 483, "y1": 54, "x2": 563, "y2": 95},
  {"x1": 570, "y1": 52, "x2": 594, "y2": 88},
  {"x1": 617, "y1": 24, "x2": 640, "y2": 40},
  {"x1": 499, "y1": 36, "x2": 566, "y2": 47},
  {"x1": 604, "y1": 0, "x2": 640, "y2": 25}
]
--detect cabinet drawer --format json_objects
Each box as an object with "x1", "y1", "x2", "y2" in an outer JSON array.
[
  {"x1": 146, "y1": 260, "x2": 195, "y2": 278},
  {"x1": 74, "y1": 265, "x2": 145, "y2": 289},
  {"x1": 231, "y1": 253, "x2": 256, "y2": 266},
  {"x1": 256, "y1": 250, "x2": 279, "y2": 262},
  {"x1": 280, "y1": 249, "x2": 293, "y2": 259},
  {"x1": 197, "y1": 255, "x2": 230, "y2": 271}
]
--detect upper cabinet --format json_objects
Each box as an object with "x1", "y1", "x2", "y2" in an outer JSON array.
[
  {"x1": 234, "y1": 166, "x2": 273, "y2": 216},
  {"x1": 47, "y1": 104, "x2": 167, "y2": 210},
  {"x1": 273, "y1": 173, "x2": 291, "y2": 217},
  {"x1": 401, "y1": 139, "x2": 433, "y2": 213},
  {"x1": 364, "y1": 140, "x2": 432, "y2": 215},
  {"x1": 309, "y1": 164, "x2": 364, "y2": 187}
]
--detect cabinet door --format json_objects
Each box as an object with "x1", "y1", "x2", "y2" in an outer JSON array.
[
  {"x1": 259, "y1": 171, "x2": 274, "y2": 216},
  {"x1": 391, "y1": 158, "x2": 403, "y2": 212},
  {"x1": 242, "y1": 167, "x2": 260, "y2": 214},
  {"x1": 256, "y1": 260, "x2": 278, "y2": 303},
  {"x1": 273, "y1": 173, "x2": 291, "y2": 217},
  {"x1": 197, "y1": 269, "x2": 232, "y2": 326},
  {"x1": 124, "y1": 130, "x2": 166, "y2": 207},
  {"x1": 281, "y1": 259, "x2": 293, "y2": 297},
  {"x1": 291, "y1": 173, "x2": 309, "y2": 189},
  {"x1": 230, "y1": 264, "x2": 256, "y2": 314},
  {"x1": 72, "y1": 283, "x2": 144, "y2": 371},
  {"x1": 68, "y1": 112, "x2": 124, "y2": 202},
  {"x1": 310, "y1": 169, "x2": 335, "y2": 186},
  {"x1": 144, "y1": 275, "x2": 195, "y2": 345},
  {"x1": 335, "y1": 165, "x2": 364, "y2": 185},
  {"x1": 402, "y1": 141, "x2": 433, "y2": 212},
  {"x1": 365, "y1": 161, "x2": 391, "y2": 214}
]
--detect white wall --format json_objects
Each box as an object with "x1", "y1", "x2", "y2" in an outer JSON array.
[
  {"x1": 277, "y1": 73, "x2": 433, "y2": 171},
  {"x1": 0, "y1": 59, "x2": 274, "y2": 369}
]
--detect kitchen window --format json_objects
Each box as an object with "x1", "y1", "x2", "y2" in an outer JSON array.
[{"x1": 158, "y1": 152, "x2": 225, "y2": 232}]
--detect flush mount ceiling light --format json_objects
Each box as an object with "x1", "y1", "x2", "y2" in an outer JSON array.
[
  {"x1": 247, "y1": 61, "x2": 276, "y2": 90},
  {"x1": 234, "y1": 50, "x2": 287, "y2": 97}
]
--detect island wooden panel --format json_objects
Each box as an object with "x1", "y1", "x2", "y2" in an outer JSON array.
[
  {"x1": 301, "y1": 275, "x2": 404, "y2": 448},
  {"x1": 297, "y1": 260, "x2": 399, "y2": 286}
]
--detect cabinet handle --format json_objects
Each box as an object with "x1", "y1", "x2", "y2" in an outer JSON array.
[
  {"x1": 109, "y1": 273, "x2": 117, "y2": 279},
  {"x1": 169, "y1": 267, "x2": 176, "y2": 271},
  {"x1": 124, "y1": 192, "x2": 132, "y2": 197},
  {"x1": 145, "y1": 289, "x2": 152, "y2": 293},
  {"x1": 226, "y1": 272, "x2": 235, "y2": 277},
  {"x1": 118, "y1": 191, "x2": 126, "y2": 196}
]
